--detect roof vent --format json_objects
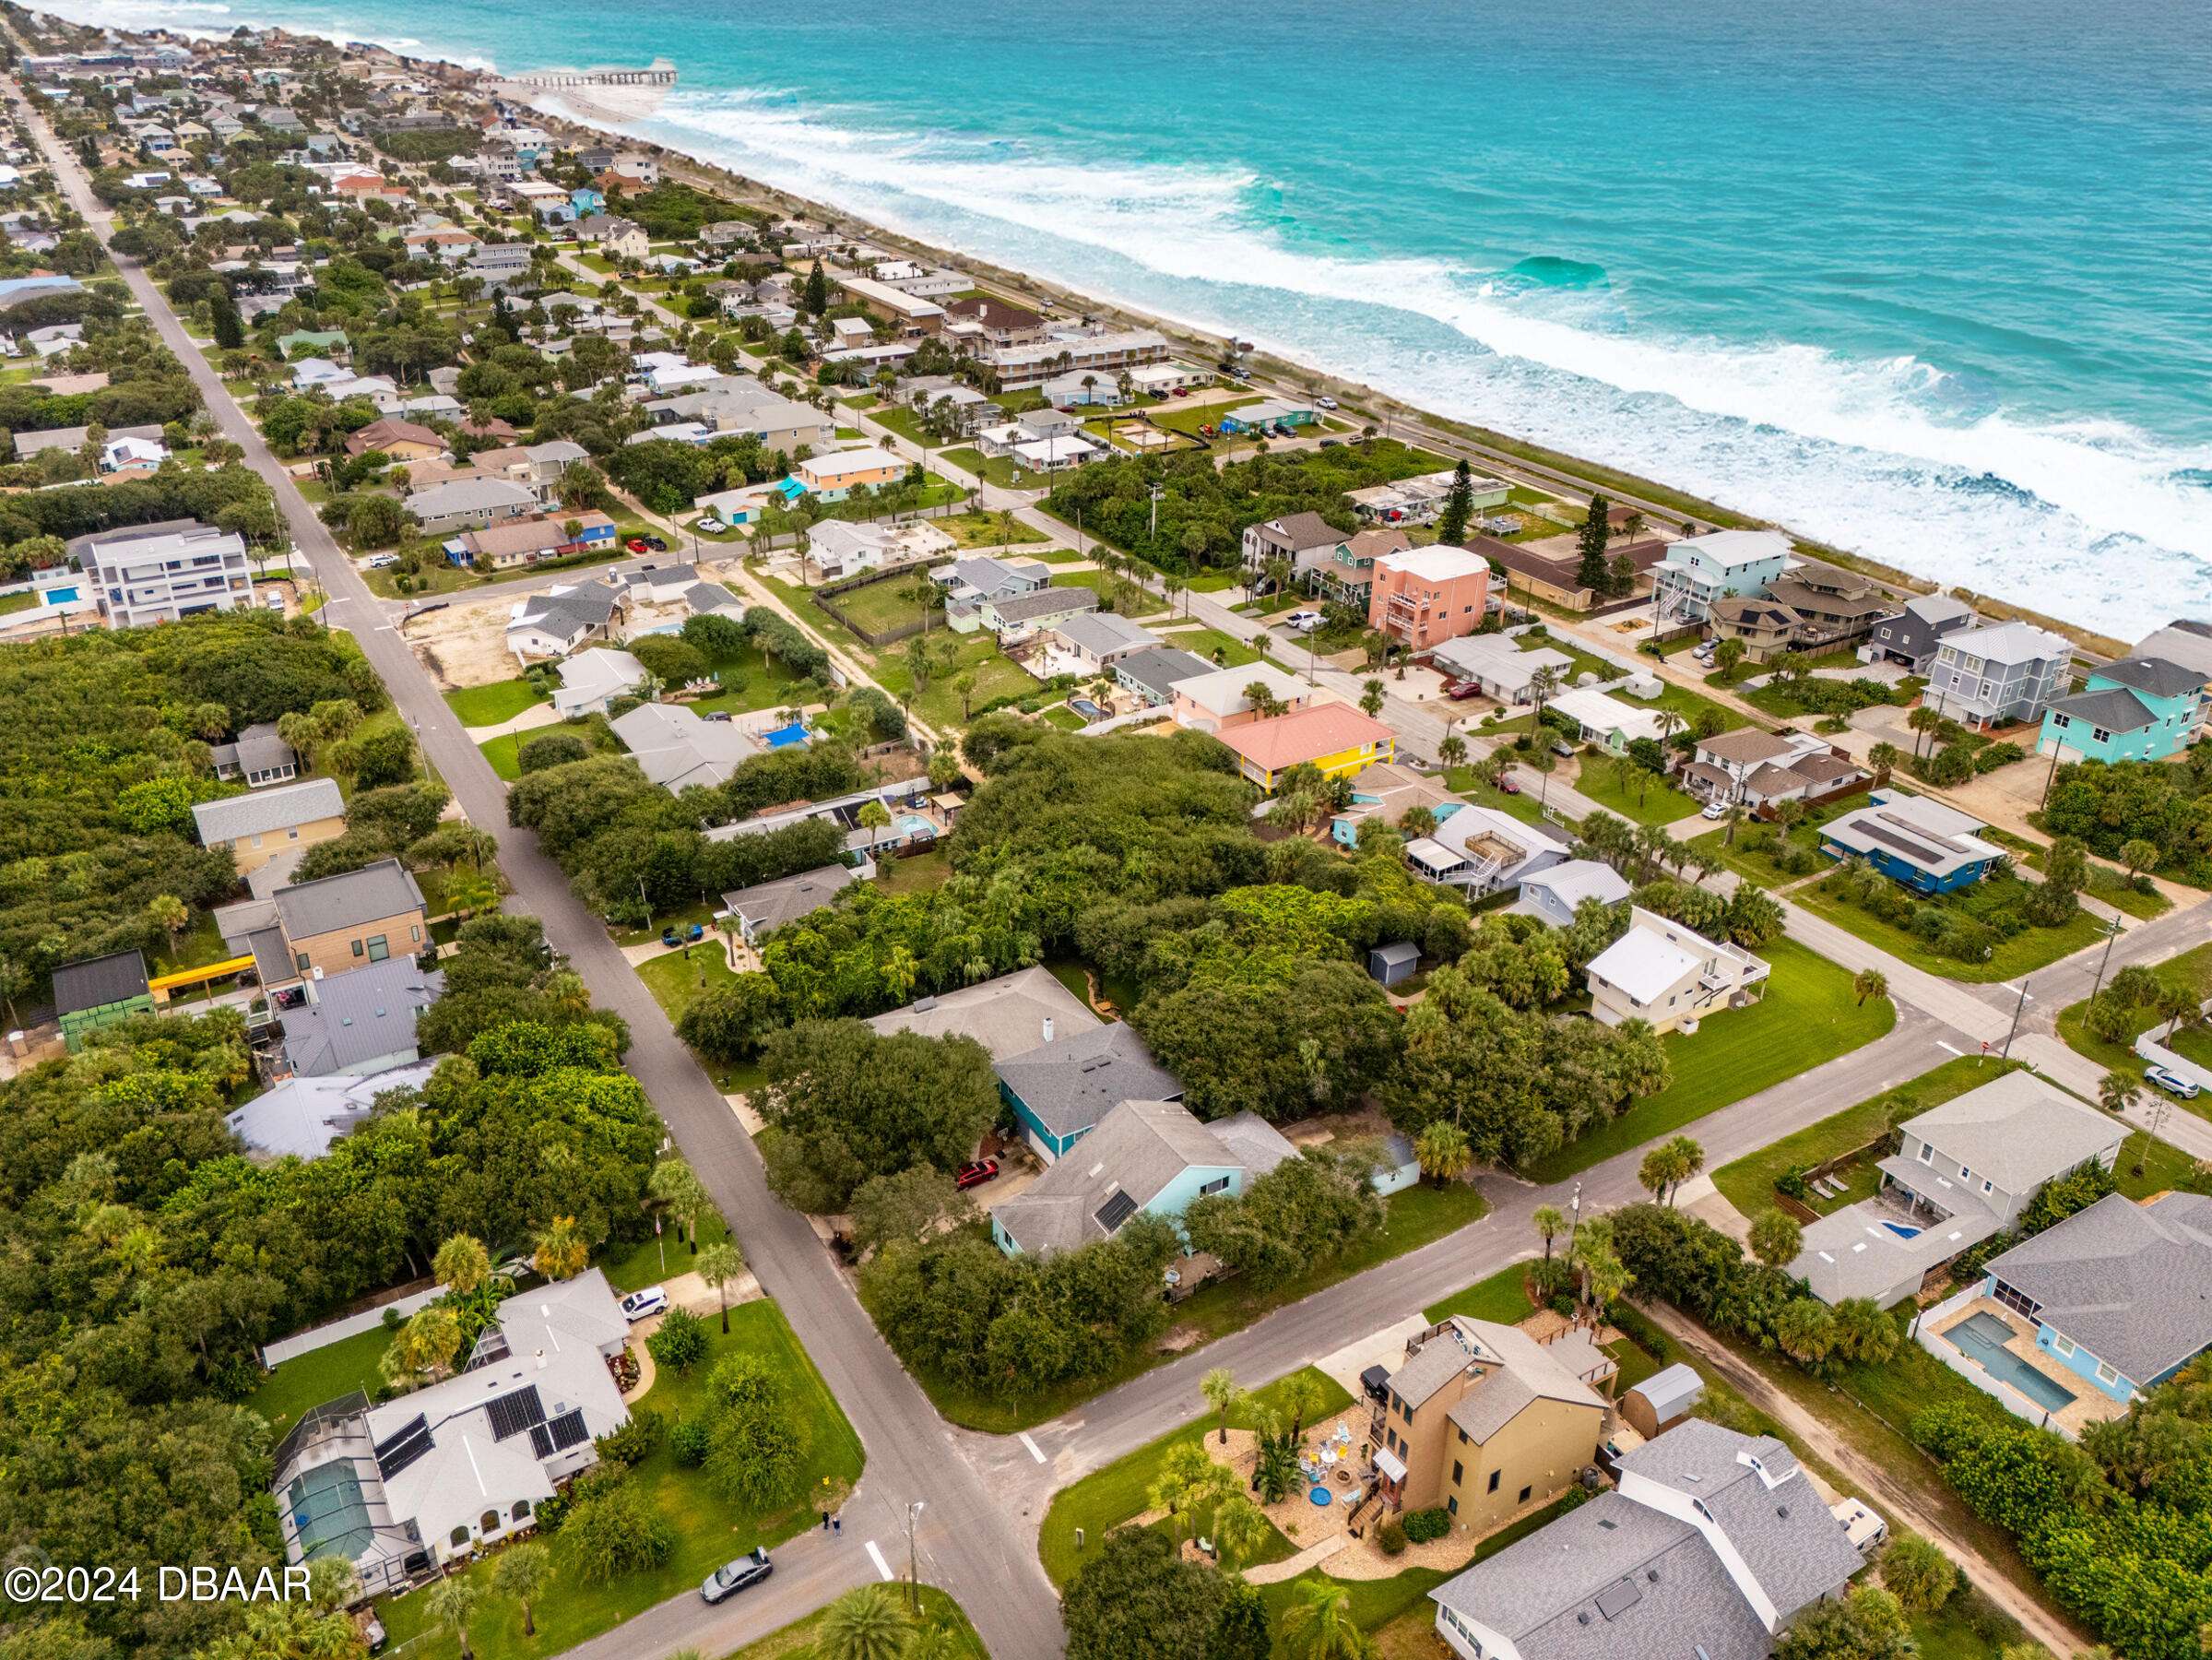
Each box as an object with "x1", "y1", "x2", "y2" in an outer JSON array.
[
  {"x1": 1647, "y1": 1569, "x2": 1660, "y2": 1583},
  {"x1": 1577, "y1": 1614, "x2": 1591, "y2": 1627},
  {"x1": 1777, "y1": 1504, "x2": 1790, "y2": 1519}
]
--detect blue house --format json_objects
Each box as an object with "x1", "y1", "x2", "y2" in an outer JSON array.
[
  {"x1": 571, "y1": 185, "x2": 606, "y2": 218},
  {"x1": 988, "y1": 1099, "x2": 1294, "y2": 1257},
  {"x1": 992, "y1": 1019, "x2": 1182, "y2": 1164},
  {"x1": 2038, "y1": 655, "x2": 2206, "y2": 765},
  {"x1": 1979, "y1": 1191, "x2": 2212, "y2": 1409},
  {"x1": 1817, "y1": 788, "x2": 2007, "y2": 895}
]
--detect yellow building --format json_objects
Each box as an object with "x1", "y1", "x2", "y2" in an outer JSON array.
[
  {"x1": 793, "y1": 445, "x2": 907, "y2": 502},
  {"x1": 1214, "y1": 703, "x2": 1396, "y2": 790}
]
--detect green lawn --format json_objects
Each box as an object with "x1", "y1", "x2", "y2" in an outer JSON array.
[
  {"x1": 444, "y1": 678, "x2": 547, "y2": 728},
  {"x1": 635, "y1": 943, "x2": 742, "y2": 1030},
  {"x1": 935, "y1": 508, "x2": 1048, "y2": 549},
  {"x1": 726, "y1": 1586, "x2": 984, "y2": 1658},
  {"x1": 1153, "y1": 625, "x2": 1258, "y2": 667},
  {"x1": 1709, "y1": 1054, "x2": 2017, "y2": 1217},
  {"x1": 1040, "y1": 706, "x2": 1086, "y2": 731},
  {"x1": 1572, "y1": 762, "x2": 1703, "y2": 827},
  {"x1": 1423, "y1": 1262, "x2": 1541, "y2": 1326},
  {"x1": 877, "y1": 847, "x2": 953, "y2": 895},
  {"x1": 1523, "y1": 938, "x2": 1899, "y2": 1183},
  {"x1": 1039, "y1": 1367, "x2": 1352, "y2": 1589},
  {"x1": 1792, "y1": 879, "x2": 2108, "y2": 983},
  {"x1": 878, "y1": 633, "x2": 1037, "y2": 729},
  {"x1": 479, "y1": 732, "x2": 524, "y2": 781},
  {"x1": 941, "y1": 445, "x2": 1027, "y2": 488},
  {"x1": 596, "y1": 1174, "x2": 737, "y2": 1295},
  {"x1": 1443, "y1": 769, "x2": 1558, "y2": 828},
  {"x1": 2055, "y1": 940, "x2": 2212, "y2": 1073},
  {"x1": 1050, "y1": 570, "x2": 1166, "y2": 616},
  {"x1": 827, "y1": 575, "x2": 937, "y2": 635},
  {"x1": 246, "y1": 1323, "x2": 396, "y2": 1440},
  {"x1": 377, "y1": 1304, "x2": 863, "y2": 1660},
  {"x1": 884, "y1": 1181, "x2": 1490, "y2": 1433},
  {"x1": 1985, "y1": 828, "x2": 2171, "y2": 922},
  {"x1": 0, "y1": 588, "x2": 36, "y2": 616},
  {"x1": 683, "y1": 639, "x2": 823, "y2": 718},
  {"x1": 1687, "y1": 799, "x2": 1858, "y2": 888}
]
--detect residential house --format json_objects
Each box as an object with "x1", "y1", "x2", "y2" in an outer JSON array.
[
  {"x1": 13, "y1": 420, "x2": 164, "y2": 462},
  {"x1": 2040, "y1": 655, "x2": 2206, "y2": 764},
  {"x1": 1650, "y1": 529, "x2": 1792, "y2": 627},
  {"x1": 403, "y1": 478, "x2": 536, "y2": 537},
  {"x1": 1858, "y1": 593, "x2": 1981, "y2": 668},
  {"x1": 720, "y1": 863, "x2": 858, "y2": 947},
  {"x1": 1429, "y1": 633, "x2": 1574, "y2": 705},
  {"x1": 193, "y1": 777, "x2": 347, "y2": 876},
  {"x1": 995, "y1": 1020, "x2": 1184, "y2": 1163},
  {"x1": 225, "y1": 1060, "x2": 438, "y2": 1161},
  {"x1": 1369, "y1": 545, "x2": 1493, "y2": 651},
  {"x1": 836, "y1": 276, "x2": 945, "y2": 335},
  {"x1": 447, "y1": 510, "x2": 617, "y2": 571},
  {"x1": 101, "y1": 433, "x2": 169, "y2": 474},
  {"x1": 342, "y1": 418, "x2": 445, "y2": 461},
  {"x1": 1709, "y1": 559, "x2": 1891, "y2": 658},
  {"x1": 1544, "y1": 686, "x2": 1667, "y2": 753},
  {"x1": 470, "y1": 439, "x2": 590, "y2": 504},
  {"x1": 976, "y1": 586, "x2": 1097, "y2": 645},
  {"x1": 1402, "y1": 806, "x2": 1574, "y2": 896},
  {"x1": 1926, "y1": 620, "x2": 2072, "y2": 729},
  {"x1": 53, "y1": 950, "x2": 153, "y2": 1051},
  {"x1": 1482, "y1": 533, "x2": 1672, "y2": 611},
  {"x1": 402, "y1": 225, "x2": 479, "y2": 263},
  {"x1": 277, "y1": 956, "x2": 444, "y2": 1079},
  {"x1": 1240, "y1": 510, "x2": 1343, "y2": 580},
  {"x1": 1977, "y1": 1191, "x2": 2212, "y2": 1408},
  {"x1": 865, "y1": 964, "x2": 1094, "y2": 1061},
  {"x1": 1818, "y1": 788, "x2": 2008, "y2": 894},
  {"x1": 1677, "y1": 728, "x2": 1837, "y2": 807},
  {"x1": 1346, "y1": 468, "x2": 1508, "y2": 527},
  {"x1": 803, "y1": 517, "x2": 954, "y2": 581},
  {"x1": 1215, "y1": 397, "x2": 1316, "y2": 434},
  {"x1": 1169, "y1": 663, "x2": 1312, "y2": 732},
  {"x1": 1426, "y1": 1421, "x2": 1863, "y2": 1660},
  {"x1": 75, "y1": 519, "x2": 255, "y2": 627},
  {"x1": 579, "y1": 214, "x2": 648, "y2": 261},
  {"x1": 216, "y1": 859, "x2": 429, "y2": 992},
  {"x1": 940, "y1": 294, "x2": 1044, "y2": 349},
  {"x1": 609, "y1": 702, "x2": 762, "y2": 792},
  {"x1": 2133, "y1": 620, "x2": 2212, "y2": 682},
  {"x1": 1508, "y1": 859, "x2": 1632, "y2": 928},
  {"x1": 1585, "y1": 906, "x2": 1768, "y2": 1035},
  {"x1": 210, "y1": 721, "x2": 301, "y2": 788},
  {"x1": 1048, "y1": 611, "x2": 1160, "y2": 675},
  {"x1": 1704, "y1": 594, "x2": 1803, "y2": 663},
  {"x1": 272, "y1": 1270, "x2": 631, "y2": 1595},
  {"x1": 1307, "y1": 527, "x2": 1405, "y2": 607},
  {"x1": 1113, "y1": 644, "x2": 1217, "y2": 707},
  {"x1": 1793, "y1": 1070, "x2": 2123, "y2": 1308},
  {"x1": 1367, "y1": 1315, "x2": 1610, "y2": 1524},
  {"x1": 1041, "y1": 369, "x2": 1127, "y2": 407},
  {"x1": 1215, "y1": 704, "x2": 1396, "y2": 788},
  {"x1": 1330, "y1": 761, "x2": 1461, "y2": 847},
  {"x1": 507, "y1": 584, "x2": 631, "y2": 665},
  {"x1": 792, "y1": 445, "x2": 905, "y2": 502},
  {"x1": 988, "y1": 328, "x2": 1168, "y2": 391},
  {"x1": 547, "y1": 645, "x2": 645, "y2": 716},
  {"x1": 988, "y1": 1097, "x2": 1294, "y2": 1258}
]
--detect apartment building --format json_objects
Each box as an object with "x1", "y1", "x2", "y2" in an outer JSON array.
[{"x1": 74, "y1": 519, "x2": 256, "y2": 628}]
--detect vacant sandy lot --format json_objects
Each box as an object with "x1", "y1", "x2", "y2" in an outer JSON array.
[{"x1": 402, "y1": 595, "x2": 519, "y2": 690}]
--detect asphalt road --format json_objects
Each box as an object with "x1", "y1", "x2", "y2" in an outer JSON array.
[{"x1": 12, "y1": 88, "x2": 1069, "y2": 1660}]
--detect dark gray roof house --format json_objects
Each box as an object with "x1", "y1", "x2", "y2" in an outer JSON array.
[
  {"x1": 208, "y1": 720, "x2": 299, "y2": 786},
  {"x1": 1862, "y1": 591, "x2": 1976, "y2": 672},
  {"x1": 53, "y1": 949, "x2": 151, "y2": 1017},
  {"x1": 721, "y1": 862, "x2": 857, "y2": 944},
  {"x1": 993, "y1": 1020, "x2": 1183, "y2": 1160},
  {"x1": 2043, "y1": 684, "x2": 2158, "y2": 737},
  {"x1": 273, "y1": 860, "x2": 425, "y2": 943},
  {"x1": 278, "y1": 958, "x2": 444, "y2": 1078},
  {"x1": 1114, "y1": 646, "x2": 1217, "y2": 706},
  {"x1": 2095, "y1": 655, "x2": 2206, "y2": 701}
]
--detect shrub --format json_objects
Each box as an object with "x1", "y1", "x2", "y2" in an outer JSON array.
[
  {"x1": 1402, "y1": 1508, "x2": 1450, "y2": 1544},
  {"x1": 646, "y1": 1307, "x2": 709, "y2": 1372},
  {"x1": 1377, "y1": 1519, "x2": 1407, "y2": 1555},
  {"x1": 668, "y1": 1417, "x2": 710, "y2": 1467},
  {"x1": 517, "y1": 730, "x2": 591, "y2": 774},
  {"x1": 595, "y1": 1405, "x2": 663, "y2": 1466}
]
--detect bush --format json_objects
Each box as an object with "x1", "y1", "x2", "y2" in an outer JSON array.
[
  {"x1": 1402, "y1": 1508, "x2": 1449, "y2": 1544},
  {"x1": 1377, "y1": 1519, "x2": 1407, "y2": 1556},
  {"x1": 668, "y1": 1417, "x2": 710, "y2": 1467},
  {"x1": 595, "y1": 1405, "x2": 664, "y2": 1466},
  {"x1": 517, "y1": 730, "x2": 591, "y2": 774},
  {"x1": 646, "y1": 1307, "x2": 709, "y2": 1372}
]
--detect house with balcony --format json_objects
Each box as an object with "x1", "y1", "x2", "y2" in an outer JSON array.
[
  {"x1": 1346, "y1": 468, "x2": 1508, "y2": 527},
  {"x1": 1585, "y1": 907, "x2": 1768, "y2": 1036},
  {"x1": 1649, "y1": 529, "x2": 1792, "y2": 628},
  {"x1": 1308, "y1": 527, "x2": 1405, "y2": 607},
  {"x1": 791, "y1": 445, "x2": 905, "y2": 502},
  {"x1": 1168, "y1": 663, "x2": 1312, "y2": 732},
  {"x1": 1426, "y1": 1421, "x2": 1863, "y2": 1660},
  {"x1": 215, "y1": 859, "x2": 429, "y2": 990},
  {"x1": 1366, "y1": 1315, "x2": 1610, "y2": 1528},
  {"x1": 1675, "y1": 727, "x2": 1862, "y2": 810},
  {"x1": 74, "y1": 519, "x2": 256, "y2": 627},
  {"x1": 2039, "y1": 655, "x2": 2206, "y2": 765},
  {"x1": 1860, "y1": 591, "x2": 1978, "y2": 673},
  {"x1": 1792, "y1": 1070, "x2": 2123, "y2": 1309},
  {"x1": 1926, "y1": 620, "x2": 2072, "y2": 729},
  {"x1": 1240, "y1": 510, "x2": 1343, "y2": 580},
  {"x1": 1402, "y1": 805, "x2": 1573, "y2": 896},
  {"x1": 1368, "y1": 545, "x2": 1492, "y2": 652},
  {"x1": 1817, "y1": 789, "x2": 2006, "y2": 894},
  {"x1": 1329, "y1": 761, "x2": 1460, "y2": 847}
]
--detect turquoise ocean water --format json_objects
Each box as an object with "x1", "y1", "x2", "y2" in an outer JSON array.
[{"x1": 53, "y1": 0, "x2": 2212, "y2": 634}]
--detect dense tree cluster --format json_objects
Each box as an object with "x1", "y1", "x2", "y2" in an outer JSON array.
[{"x1": 2044, "y1": 750, "x2": 2212, "y2": 880}]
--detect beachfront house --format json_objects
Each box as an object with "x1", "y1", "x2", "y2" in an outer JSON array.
[
  {"x1": 1649, "y1": 529, "x2": 1791, "y2": 627},
  {"x1": 1925, "y1": 620, "x2": 2073, "y2": 729},
  {"x1": 1859, "y1": 592, "x2": 1979, "y2": 673},
  {"x1": 2039, "y1": 655, "x2": 2207, "y2": 765}
]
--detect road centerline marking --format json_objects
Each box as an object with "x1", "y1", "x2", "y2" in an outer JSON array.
[
  {"x1": 864, "y1": 1539, "x2": 893, "y2": 1581},
  {"x1": 1019, "y1": 1431, "x2": 1046, "y2": 1464}
]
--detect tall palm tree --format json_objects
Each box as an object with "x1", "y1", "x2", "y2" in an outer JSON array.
[
  {"x1": 697, "y1": 1239, "x2": 746, "y2": 1334},
  {"x1": 1212, "y1": 1493, "x2": 1273, "y2": 1571},
  {"x1": 426, "y1": 1575, "x2": 479, "y2": 1660},
  {"x1": 1282, "y1": 1578, "x2": 1369, "y2": 1660},
  {"x1": 1201, "y1": 1367, "x2": 1242, "y2": 1444},
  {"x1": 491, "y1": 1540, "x2": 550, "y2": 1639},
  {"x1": 531, "y1": 1215, "x2": 588, "y2": 1280},
  {"x1": 1853, "y1": 968, "x2": 1890, "y2": 1008},
  {"x1": 1533, "y1": 1204, "x2": 1567, "y2": 1262}
]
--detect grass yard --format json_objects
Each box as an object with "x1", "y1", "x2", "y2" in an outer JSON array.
[
  {"x1": 1792, "y1": 878, "x2": 2108, "y2": 983},
  {"x1": 885, "y1": 1181, "x2": 1490, "y2": 1434},
  {"x1": 1444, "y1": 769, "x2": 1560, "y2": 829},
  {"x1": 2055, "y1": 940, "x2": 2212, "y2": 1073},
  {"x1": 635, "y1": 943, "x2": 742, "y2": 1031},
  {"x1": 684, "y1": 639, "x2": 824, "y2": 718},
  {"x1": 1687, "y1": 798, "x2": 1859, "y2": 888},
  {"x1": 246, "y1": 1323, "x2": 396, "y2": 1439},
  {"x1": 479, "y1": 732, "x2": 525, "y2": 782},
  {"x1": 880, "y1": 633, "x2": 1037, "y2": 729},
  {"x1": 1645, "y1": 678, "x2": 1748, "y2": 735},
  {"x1": 1523, "y1": 938, "x2": 1899, "y2": 1183},
  {"x1": 827, "y1": 575, "x2": 938, "y2": 636},
  {"x1": 1153, "y1": 625, "x2": 1258, "y2": 666},
  {"x1": 1709, "y1": 1054, "x2": 2017, "y2": 1218},
  {"x1": 935, "y1": 508, "x2": 1048, "y2": 549},
  {"x1": 1571, "y1": 760, "x2": 1703, "y2": 827},
  {"x1": 1049, "y1": 569, "x2": 1166, "y2": 616},
  {"x1": 877, "y1": 847, "x2": 953, "y2": 896},
  {"x1": 727, "y1": 1586, "x2": 984, "y2": 1658},
  {"x1": 1985, "y1": 828, "x2": 2171, "y2": 921},
  {"x1": 444, "y1": 681, "x2": 548, "y2": 730},
  {"x1": 1038, "y1": 1367, "x2": 1352, "y2": 1589},
  {"x1": 1423, "y1": 1262, "x2": 1540, "y2": 1326},
  {"x1": 376, "y1": 1305, "x2": 862, "y2": 1660},
  {"x1": 594, "y1": 1198, "x2": 736, "y2": 1295},
  {"x1": 941, "y1": 445, "x2": 1028, "y2": 488}
]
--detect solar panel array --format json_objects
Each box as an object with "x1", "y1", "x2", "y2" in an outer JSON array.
[
  {"x1": 373, "y1": 1414, "x2": 433, "y2": 1480},
  {"x1": 485, "y1": 1385, "x2": 546, "y2": 1442},
  {"x1": 529, "y1": 1409, "x2": 590, "y2": 1459},
  {"x1": 1094, "y1": 1189, "x2": 1138, "y2": 1234}
]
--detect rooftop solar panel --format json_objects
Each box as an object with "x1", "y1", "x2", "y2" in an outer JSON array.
[
  {"x1": 530, "y1": 1408, "x2": 591, "y2": 1459},
  {"x1": 485, "y1": 1385, "x2": 545, "y2": 1442},
  {"x1": 1094, "y1": 1189, "x2": 1138, "y2": 1234},
  {"x1": 373, "y1": 1415, "x2": 433, "y2": 1481}
]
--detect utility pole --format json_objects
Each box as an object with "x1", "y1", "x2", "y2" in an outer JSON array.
[
  {"x1": 2002, "y1": 978, "x2": 2032, "y2": 1059},
  {"x1": 636, "y1": 875, "x2": 652, "y2": 942},
  {"x1": 2088, "y1": 914, "x2": 2123, "y2": 1005},
  {"x1": 905, "y1": 1500, "x2": 925, "y2": 1614}
]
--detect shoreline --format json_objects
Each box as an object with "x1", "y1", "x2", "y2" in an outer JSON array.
[{"x1": 91, "y1": 8, "x2": 2133, "y2": 657}]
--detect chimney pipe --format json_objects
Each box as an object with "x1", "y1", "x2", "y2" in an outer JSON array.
[{"x1": 1042, "y1": 1015, "x2": 1054, "y2": 1044}]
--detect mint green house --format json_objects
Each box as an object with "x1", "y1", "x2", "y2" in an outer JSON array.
[{"x1": 2039, "y1": 656, "x2": 2206, "y2": 765}]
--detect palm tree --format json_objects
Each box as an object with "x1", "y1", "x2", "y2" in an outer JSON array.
[
  {"x1": 1908, "y1": 705, "x2": 1943, "y2": 760},
  {"x1": 1282, "y1": 1575, "x2": 1368, "y2": 1660},
  {"x1": 1853, "y1": 968, "x2": 1890, "y2": 1008},
  {"x1": 531, "y1": 1215, "x2": 588, "y2": 1280},
  {"x1": 1661, "y1": 1134, "x2": 1705, "y2": 1204},
  {"x1": 434, "y1": 1235, "x2": 491, "y2": 1296},
  {"x1": 491, "y1": 1540, "x2": 550, "y2": 1639},
  {"x1": 1360, "y1": 678, "x2": 1385, "y2": 717},
  {"x1": 1748, "y1": 1208, "x2": 1804, "y2": 1269},
  {"x1": 2158, "y1": 980, "x2": 2200, "y2": 1039},
  {"x1": 1528, "y1": 664, "x2": 1565, "y2": 724},
  {"x1": 697, "y1": 1239, "x2": 746, "y2": 1333},
  {"x1": 1868, "y1": 741, "x2": 1901, "y2": 779},
  {"x1": 1415, "y1": 1120, "x2": 1473, "y2": 1187},
  {"x1": 647, "y1": 1158, "x2": 711, "y2": 1255},
  {"x1": 814, "y1": 1585, "x2": 912, "y2": 1660},
  {"x1": 1212, "y1": 1492, "x2": 1273, "y2": 1571},
  {"x1": 2120, "y1": 838, "x2": 2161, "y2": 883},
  {"x1": 1438, "y1": 731, "x2": 1468, "y2": 770},
  {"x1": 2100, "y1": 1068, "x2": 2141, "y2": 1119},
  {"x1": 426, "y1": 1574, "x2": 479, "y2": 1660},
  {"x1": 147, "y1": 893, "x2": 189, "y2": 960},
  {"x1": 1201, "y1": 1366, "x2": 1243, "y2": 1444},
  {"x1": 1638, "y1": 1144, "x2": 1677, "y2": 1204},
  {"x1": 1533, "y1": 1204, "x2": 1567, "y2": 1263},
  {"x1": 1721, "y1": 802, "x2": 1746, "y2": 846}
]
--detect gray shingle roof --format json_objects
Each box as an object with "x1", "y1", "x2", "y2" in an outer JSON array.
[
  {"x1": 989, "y1": 1099, "x2": 1246, "y2": 1256},
  {"x1": 2047, "y1": 685, "x2": 2157, "y2": 734},
  {"x1": 272, "y1": 860, "x2": 425, "y2": 941},
  {"x1": 721, "y1": 862, "x2": 856, "y2": 938},
  {"x1": 278, "y1": 958, "x2": 444, "y2": 1077},
  {"x1": 994, "y1": 1020, "x2": 1183, "y2": 1138},
  {"x1": 209, "y1": 721, "x2": 296, "y2": 776},
  {"x1": 1052, "y1": 611, "x2": 1158, "y2": 659},
  {"x1": 2093, "y1": 656, "x2": 2205, "y2": 700},
  {"x1": 1901, "y1": 1070, "x2": 2124, "y2": 1197},
  {"x1": 1984, "y1": 1192, "x2": 2212, "y2": 1385},
  {"x1": 1116, "y1": 646, "x2": 1218, "y2": 700},
  {"x1": 404, "y1": 478, "x2": 534, "y2": 518},
  {"x1": 193, "y1": 777, "x2": 346, "y2": 846},
  {"x1": 867, "y1": 965, "x2": 1095, "y2": 1061},
  {"x1": 989, "y1": 586, "x2": 1096, "y2": 626}
]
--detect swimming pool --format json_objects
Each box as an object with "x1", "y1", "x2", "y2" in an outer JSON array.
[
  {"x1": 763, "y1": 721, "x2": 810, "y2": 748},
  {"x1": 1881, "y1": 1221, "x2": 1922, "y2": 1239},
  {"x1": 1069, "y1": 697, "x2": 1105, "y2": 718},
  {"x1": 1945, "y1": 1310, "x2": 2076, "y2": 1414},
  {"x1": 894, "y1": 812, "x2": 937, "y2": 840},
  {"x1": 42, "y1": 584, "x2": 77, "y2": 604}
]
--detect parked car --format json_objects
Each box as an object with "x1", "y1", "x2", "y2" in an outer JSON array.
[
  {"x1": 1283, "y1": 610, "x2": 1323, "y2": 633},
  {"x1": 955, "y1": 1158, "x2": 1000, "y2": 1192},
  {"x1": 1171, "y1": 385, "x2": 1191, "y2": 397},
  {"x1": 1496, "y1": 774, "x2": 1521, "y2": 795},
  {"x1": 620, "y1": 1287, "x2": 668, "y2": 1322},
  {"x1": 660, "y1": 927, "x2": 680, "y2": 948},
  {"x1": 2146, "y1": 1064, "x2": 2201, "y2": 1101},
  {"x1": 1360, "y1": 1364, "x2": 1391, "y2": 1405},
  {"x1": 1550, "y1": 738, "x2": 1577, "y2": 758},
  {"x1": 1444, "y1": 678, "x2": 1483, "y2": 699},
  {"x1": 625, "y1": 537, "x2": 652, "y2": 553},
  {"x1": 637, "y1": 535, "x2": 668, "y2": 551},
  {"x1": 1319, "y1": 438, "x2": 1344, "y2": 448},
  {"x1": 1316, "y1": 395, "x2": 1339, "y2": 410},
  {"x1": 1701, "y1": 800, "x2": 1729, "y2": 820},
  {"x1": 701, "y1": 1548, "x2": 772, "y2": 1605},
  {"x1": 365, "y1": 552, "x2": 398, "y2": 569}
]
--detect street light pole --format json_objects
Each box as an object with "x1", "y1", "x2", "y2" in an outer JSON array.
[
  {"x1": 2088, "y1": 914, "x2": 2123, "y2": 1005},
  {"x1": 905, "y1": 1500, "x2": 925, "y2": 1614},
  {"x1": 2002, "y1": 978, "x2": 2032, "y2": 1059}
]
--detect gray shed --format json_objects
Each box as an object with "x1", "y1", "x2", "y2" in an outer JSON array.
[
  {"x1": 1620, "y1": 1362, "x2": 1704, "y2": 1440},
  {"x1": 1367, "y1": 942, "x2": 1420, "y2": 987}
]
